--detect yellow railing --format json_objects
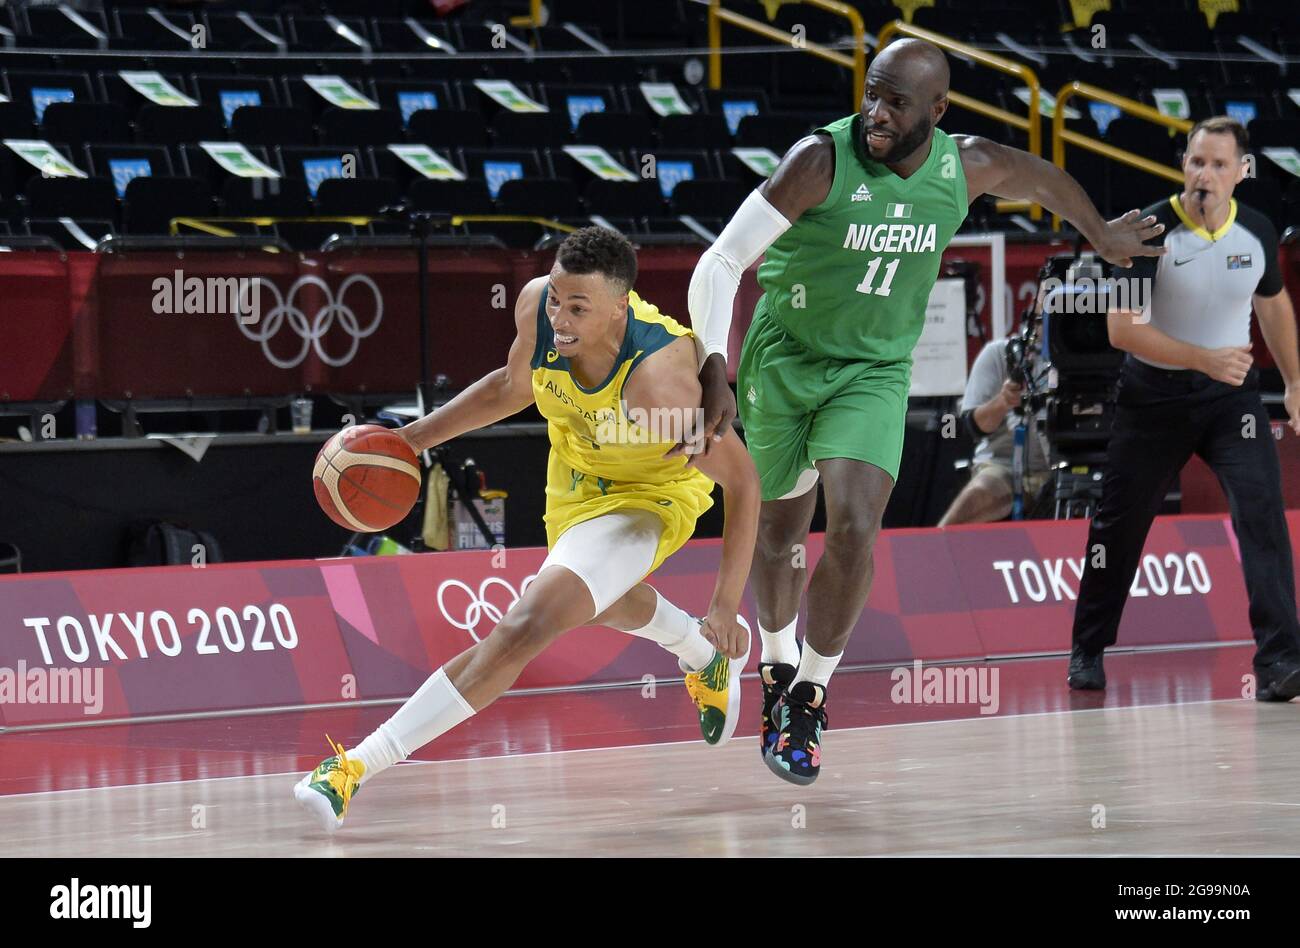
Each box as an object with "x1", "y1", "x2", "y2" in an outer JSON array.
[
  {"x1": 169, "y1": 214, "x2": 579, "y2": 239},
  {"x1": 708, "y1": 0, "x2": 866, "y2": 111},
  {"x1": 1052, "y1": 81, "x2": 1192, "y2": 229},
  {"x1": 878, "y1": 19, "x2": 1044, "y2": 220},
  {"x1": 508, "y1": 0, "x2": 544, "y2": 28}
]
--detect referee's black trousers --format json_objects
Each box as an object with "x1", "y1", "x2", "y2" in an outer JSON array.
[{"x1": 1072, "y1": 356, "x2": 1300, "y2": 667}]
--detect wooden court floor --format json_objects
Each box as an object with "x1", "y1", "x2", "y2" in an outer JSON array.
[{"x1": 3, "y1": 646, "x2": 1299, "y2": 856}]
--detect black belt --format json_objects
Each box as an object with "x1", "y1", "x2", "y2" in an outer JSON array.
[{"x1": 1122, "y1": 354, "x2": 1195, "y2": 380}]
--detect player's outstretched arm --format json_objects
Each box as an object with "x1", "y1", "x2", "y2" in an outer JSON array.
[
  {"x1": 626, "y1": 337, "x2": 761, "y2": 659},
  {"x1": 672, "y1": 134, "x2": 834, "y2": 460},
  {"x1": 954, "y1": 135, "x2": 1167, "y2": 267},
  {"x1": 398, "y1": 277, "x2": 541, "y2": 452}
]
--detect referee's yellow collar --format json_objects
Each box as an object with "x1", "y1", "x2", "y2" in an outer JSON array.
[{"x1": 1171, "y1": 194, "x2": 1236, "y2": 242}]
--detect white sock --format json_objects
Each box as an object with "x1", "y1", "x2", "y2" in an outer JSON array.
[
  {"x1": 793, "y1": 642, "x2": 842, "y2": 688},
  {"x1": 759, "y1": 615, "x2": 800, "y2": 666},
  {"x1": 349, "y1": 666, "x2": 474, "y2": 784},
  {"x1": 623, "y1": 589, "x2": 716, "y2": 673}
]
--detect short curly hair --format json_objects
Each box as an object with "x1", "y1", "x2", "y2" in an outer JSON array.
[{"x1": 555, "y1": 226, "x2": 637, "y2": 293}]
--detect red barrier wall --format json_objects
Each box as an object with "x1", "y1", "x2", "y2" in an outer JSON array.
[
  {"x1": 6, "y1": 242, "x2": 1296, "y2": 401},
  {"x1": 0, "y1": 512, "x2": 1275, "y2": 728}
]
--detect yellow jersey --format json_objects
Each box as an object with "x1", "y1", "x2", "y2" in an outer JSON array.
[{"x1": 530, "y1": 288, "x2": 715, "y2": 573}]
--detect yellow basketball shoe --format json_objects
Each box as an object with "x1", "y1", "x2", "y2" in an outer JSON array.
[
  {"x1": 683, "y1": 615, "x2": 751, "y2": 746},
  {"x1": 293, "y1": 735, "x2": 365, "y2": 832}
]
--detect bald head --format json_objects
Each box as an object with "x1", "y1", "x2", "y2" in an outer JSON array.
[
  {"x1": 859, "y1": 38, "x2": 951, "y2": 167},
  {"x1": 871, "y1": 38, "x2": 950, "y2": 104}
]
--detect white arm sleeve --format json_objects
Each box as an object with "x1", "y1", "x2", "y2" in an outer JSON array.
[{"x1": 687, "y1": 189, "x2": 792, "y2": 364}]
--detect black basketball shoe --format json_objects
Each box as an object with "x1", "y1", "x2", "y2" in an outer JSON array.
[
  {"x1": 764, "y1": 680, "x2": 828, "y2": 785},
  {"x1": 759, "y1": 661, "x2": 796, "y2": 761}
]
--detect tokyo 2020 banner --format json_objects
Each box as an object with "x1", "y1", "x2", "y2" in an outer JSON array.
[{"x1": 0, "y1": 512, "x2": 1281, "y2": 728}]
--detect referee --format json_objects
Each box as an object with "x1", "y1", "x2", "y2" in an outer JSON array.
[{"x1": 1068, "y1": 116, "x2": 1300, "y2": 699}]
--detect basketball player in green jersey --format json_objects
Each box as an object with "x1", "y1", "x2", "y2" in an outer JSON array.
[{"x1": 681, "y1": 38, "x2": 1167, "y2": 784}]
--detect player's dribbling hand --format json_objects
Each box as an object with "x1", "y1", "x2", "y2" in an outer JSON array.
[
  {"x1": 700, "y1": 609, "x2": 747, "y2": 660},
  {"x1": 1200, "y1": 345, "x2": 1252, "y2": 386},
  {"x1": 1097, "y1": 209, "x2": 1167, "y2": 268},
  {"x1": 665, "y1": 354, "x2": 736, "y2": 465}
]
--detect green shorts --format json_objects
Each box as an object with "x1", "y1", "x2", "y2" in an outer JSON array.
[{"x1": 737, "y1": 301, "x2": 910, "y2": 501}]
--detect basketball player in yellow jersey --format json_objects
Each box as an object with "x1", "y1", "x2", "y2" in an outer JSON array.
[{"x1": 294, "y1": 227, "x2": 762, "y2": 831}]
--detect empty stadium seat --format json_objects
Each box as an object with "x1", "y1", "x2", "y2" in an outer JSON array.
[
  {"x1": 574, "y1": 111, "x2": 655, "y2": 150},
  {"x1": 408, "y1": 109, "x2": 490, "y2": 149},
  {"x1": 735, "y1": 114, "x2": 816, "y2": 153},
  {"x1": 278, "y1": 146, "x2": 367, "y2": 194},
  {"x1": 122, "y1": 176, "x2": 212, "y2": 235},
  {"x1": 190, "y1": 75, "x2": 281, "y2": 125},
  {"x1": 632, "y1": 148, "x2": 715, "y2": 199},
  {"x1": 657, "y1": 114, "x2": 733, "y2": 150},
  {"x1": 180, "y1": 142, "x2": 275, "y2": 192},
  {"x1": 373, "y1": 79, "x2": 458, "y2": 123},
  {"x1": 97, "y1": 71, "x2": 191, "y2": 109},
  {"x1": 201, "y1": 11, "x2": 289, "y2": 52},
  {"x1": 318, "y1": 107, "x2": 404, "y2": 147},
  {"x1": 113, "y1": 7, "x2": 197, "y2": 48},
  {"x1": 492, "y1": 110, "x2": 573, "y2": 147},
  {"x1": 85, "y1": 144, "x2": 176, "y2": 196},
  {"x1": 314, "y1": 177, "x2": 401, "y2": 216},
  {"x1": 231, "y1": 106, "x2": 315, "y2": 147},
  {"x1": 20, "y1": 7, "x2": 108, "y2": 49},
  {"x1": 24, "y1": 175, "x2": 117, "y2": 222},
  {"x1": 670, "y1": 179, "x2": 750, "y2": 221},
  {"x1": 369, "y1": 18, "x2": 460, "y2": 54},
  {"x1": 136, "y1": 104, "x2": 226, "y2": 145},
  {"x1": 543, "y1": 84, "x2": 621, "y2": 132},
  {"x1": 461, "y1": 148, "x2": 550, "y2": 197},
  {"x1": 221, "y1": 176, "x2": 312, "y2": 217},
  {"x1": 0, "y1": 103, "x2": 35, "y2": 139},
  {"x1": 497, "y1": 177, "x2": 582, "y2": 218},
  {"x1": 408, "y1": 178, "x2": 495, "y2": 216},
  {"x1": 287, "y1": 14, "x2": 372, "y2": 53},
  {"x1": 5, "y1": 70, "x2": 95, "y2": 122},
  {"x1": 40, "y1": 102, "x2": 131, "y2": 149},
  {"x1": 583, "y1": 179, "x2": 665, "y2": 219}
]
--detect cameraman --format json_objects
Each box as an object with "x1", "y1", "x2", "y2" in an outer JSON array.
[{"x1": 939, "y1": 334, "x2": 1051, "y2": 525}]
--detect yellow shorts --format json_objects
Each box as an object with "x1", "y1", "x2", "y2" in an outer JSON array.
[{"x1": 542, "y1": 450, "x2": 715, "y2": 575}]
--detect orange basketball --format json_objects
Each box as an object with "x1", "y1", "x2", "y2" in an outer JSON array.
[{"x1": 313, "y1": 425, "x2": 422, "y2": 532}]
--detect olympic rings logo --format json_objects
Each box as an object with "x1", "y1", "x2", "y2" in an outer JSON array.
[
  {"x1": 436, "y1": 574, "x2": 538, "y2": 642},
  {"x1": 237, "y1": 274, "x2": 383, "y2": 369}
]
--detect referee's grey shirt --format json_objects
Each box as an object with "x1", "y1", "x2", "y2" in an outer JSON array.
[{"x1": 1122, "y1": 195, "x2": 1283, "y2": 369}]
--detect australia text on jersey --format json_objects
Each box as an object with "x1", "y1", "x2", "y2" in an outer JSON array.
[{"x1": 542, "y1": 378, "x2": 706, "y2": 452}]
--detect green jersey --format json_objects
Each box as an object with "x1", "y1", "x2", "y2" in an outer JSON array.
[{"x1": 755, "y1": 113, "x2": 969, "y2": 362}]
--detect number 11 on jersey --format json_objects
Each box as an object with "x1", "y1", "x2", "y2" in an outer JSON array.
[{"x1": 855, "y1": 256, "x2": 899, "y2": 297}]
